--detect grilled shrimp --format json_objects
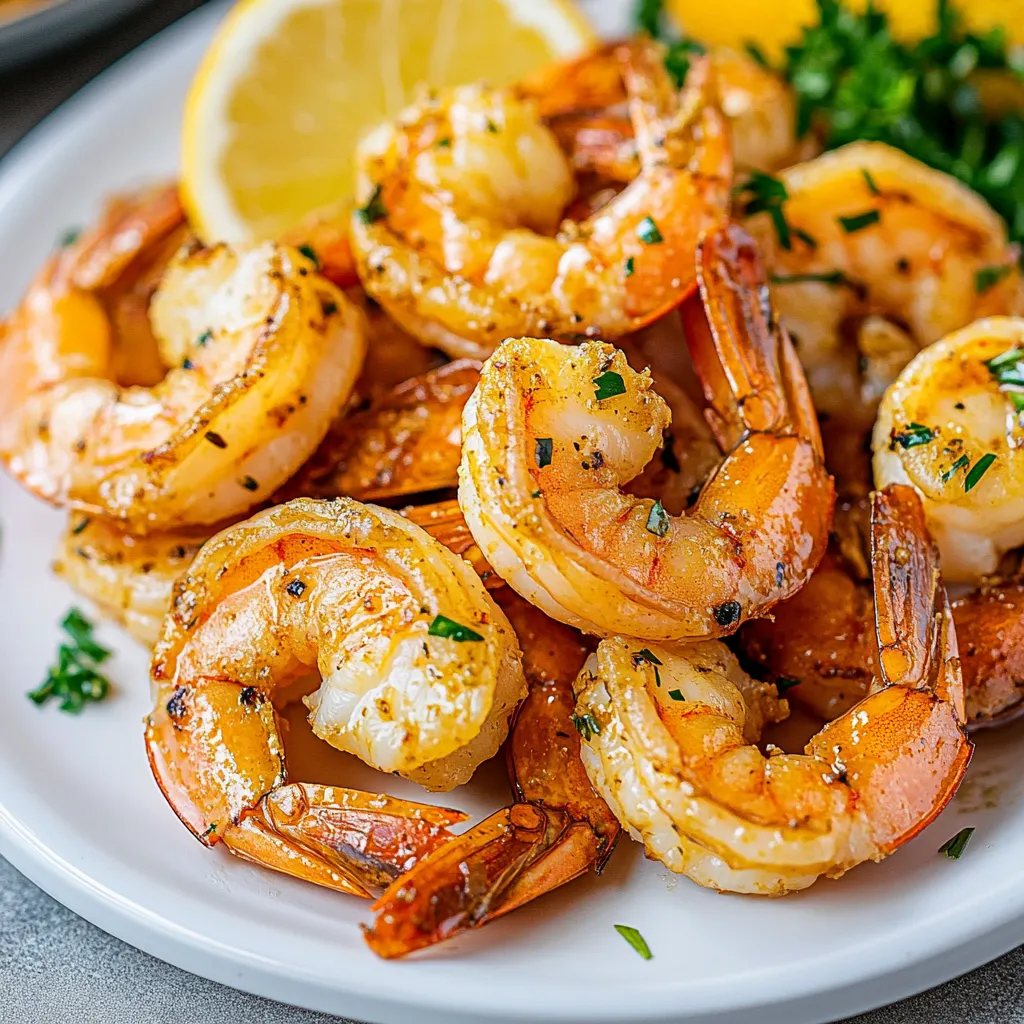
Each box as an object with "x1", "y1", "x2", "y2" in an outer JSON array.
[
  {"x1": 458, "y1": 223, "x2": 833, "y2": 640},
  {"x1": 351, "y1": 39, "x2": 730, "y2": 359},
  {"x1": 0, "y1": 190, "x2": 366, "y2": 532},
  {"x1": 739, "y1": 496, "x2": 1024, "y2": 728},
  {"x1": 576, "y1": 485, "x2": 971, "y2": 895},
  {"x1": 281, "y1": 360, "x2": 479, "y2": 503},
  {"x1": 55, "y1": 514, "x2": 212, "y2": 647},
  {"x1": 747, "y1": 142, "x2": 1021, "y2": 432},
  {"x1": 366, "y1": 591, "x2": 619, "y2": 958},
  {"x1": 873, "y1": 317, "x2": 1024, "y2": 583},
  {"x1": 529, "y1": 42, "x2": 811, "y2": 177},
  {"x1": 145, "y1": 497, "x2": 526, "y2": 893}
]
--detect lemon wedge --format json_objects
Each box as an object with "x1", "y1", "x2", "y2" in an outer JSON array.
[{"x1": 182, "y1": 0, "x2": 596, "y2": 243}]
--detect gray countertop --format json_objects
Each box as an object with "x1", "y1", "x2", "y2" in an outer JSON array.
[{"x1": 2, "y1": 4, "x2": 1024, "y2": 1022}]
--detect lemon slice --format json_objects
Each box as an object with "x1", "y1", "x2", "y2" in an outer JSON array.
[
  {"x1": 182, "y1": 0, "x2": 596, "y2": 243},
  {"x1": 666, "y1": 0, "x2": 1024, "y2": 63}
]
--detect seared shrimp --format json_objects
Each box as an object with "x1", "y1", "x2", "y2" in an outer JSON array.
[
  {"x1": 873, "y1": 317, "x2": 1024, "y2": 583},
  {"x1": 459, "y1": 223, "x2": 833, "y2": 640},
  {"x1": 529, "y1": 43, "x2": 811, "y2": 177},
  {"x1": 366, "y1": 591, "x2": 619, "y2": 958},
  {"x1": 351, "y1": 40, "x2": 730, "y2": 359},
  {"x1": 0, "y1": 193, "x2": 366, "y2": 531},
  {"x1": 55, "y1": 514, "x2": 212, "y2": 647},
  {"x1": 747, "y1": 142, "x2": 1021, "y2": 431},
  {"x1": 145, "y1": 497, "x2": 526, "y2": 893},
  {"x1": 577, "y1": 485, "x2": 971, "y2": 894},
  {"x1": 281, "y1": 360, "x2": 479, "y2": 503}
]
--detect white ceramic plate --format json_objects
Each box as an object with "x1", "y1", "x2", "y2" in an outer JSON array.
[{"x1": 2, "y1": 4, "x2": 1024, "y2": 1022}]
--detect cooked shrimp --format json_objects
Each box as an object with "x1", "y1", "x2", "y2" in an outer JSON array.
[
  {"x1": 577, "y1": 485, "x2": 971, "y2": 895},
  {"x1": 528, "y1": 43, "x2": 812, "y2": 176},
  {"x1": 55, "y1": 514, "x2": 212, "y2": 647},
  {"x1": 459, "y1": 223, "x2": 834, "y2": 640},
  {"x1": 747, "y1": 142, "x2": 1022, "y2": 431},
  {"x1": 366, "y1": 591, "x2": 619, "y2": 958},
  {"x1": 351, "y1": 40, "x2": 730, "y2": 359},
  {"x1": 0, "y1": 193, "x2": 367, "y2": 531},
  {"x1": 873, "y1": 317, "x2": 1024, "y2": 583},
  {"x1": 280, "y1": 360, "x2": 478, "y2": 503}
]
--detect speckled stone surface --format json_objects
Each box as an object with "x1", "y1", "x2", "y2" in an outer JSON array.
[
  {"x1": 3, "y1": 4, "x2": 1024, "y2": 1023},
  {"x1": 3, "y1": 854, "x2": 1024, "y2": 1024}
]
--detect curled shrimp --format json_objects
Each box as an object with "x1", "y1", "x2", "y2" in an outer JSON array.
[
  {"x1": 366, "y1": 591, "x2": 619, "y2": 958},
  {"x1": 873, "y1": 317, "x2": 1024, "y2": 583},
  {"x1": 281, "y1": 359, "x2": 479, "y2": 503},
  {"x1": 747, "y1": 142, "x2": 1022, "y2": 431},
  {"x1": 145, "y1": 497, "x2": 526, "y2": 892},
  {"x1": 0, "y1": 192, "x2": 367, "y2": 532},
  {"x1": 351, "y1": 39, "x2": 730, "y2": 359},
  {"x1": 576, "y1": 485, "x2": 971, "y2": 895},
  {"x1": 458, "y1": 223, "x2": 834, "y2": 640},
  {"x1": 534, "y1": 43, "x2": 812, "y2": 179}
]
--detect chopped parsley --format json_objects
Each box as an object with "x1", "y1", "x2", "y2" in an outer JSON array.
[
  {"x1": 535, "y1": 437, "x2": 553, "y2": 468},
  {"x1": 734, "y1": 171, "x2": 793, "y2": 250},
  {"x1": 663, "y1": 38, "x2": 706, "y2": 88},
  {"x1": 941, "y1": 454, "x2": 970, "y2": 482},
  {"x1": 355, "y1": 185, "x2": 388, "y2": 225},
  {"x1": 938, "y1": 826, "x2": 974, "y2": 859},
  {"x1": 667, "y1": 689, "x2": 685, "y2": 701},
  {"x1": 196, "y1": 329, "x2": 212, "y2": 347},
  {"x1": 861, "y1": 168, "x2": 881, "y2": 195},
  {"x1": 636, "y1": 216, "x2": 664, "y2": 245},
  {"x1": 975, "y1": 264, "x2": 1013, "y2": 294},
  {"x1": 775, "y1": 677, "x2": 802, "y2": 692},
  {"x1": 889, "y1": 422, "x2": 936, "y2": 449},
  {"x1": 571, "y1": 711, "x2": 601, "y2": 741},
  {"x1": 781, "y1": 0, "x2": 1024, "y2": 257},
  {"x1": 633, "y1": 648, "x2": 663, "y2": 687},
  {"x1": 645, "y1": 499, "x2": 670, "y2": 538},
  {"x1": 985, "y1": 345, "x2": 1024, "y2": 410},
  {"x1": 770, "y1": 270, "x2": 860, "y2": 291},
  {"x1": 59, "y1": 228, "x2": 81, "y2": 247},
  {"x1": 593, "y1": 371, "x2": 626, "y2": 402},
  {"x1": 838, "y1": 209, "x2": 881, "y2": 233},
  {"x1": 71, "y1": 517, "x2": 91, "y2": 536},
  {"x1": 745, "y1": 41, "x2": 770, "y2": 68},
  {"x1": 28, "y1": 608, "x2": 112, "y2": 713},
  {"x1": 634, "y1": 0, "x2": 664, "y2": 37},
  {"x1": 427, "y1": 614, "x2": 483, "y2": 642},
  {"x1": 614, "y1": 924, "x2": 653, "y2": 960},
  {"x1": 297, "y1": 244, "x2": 320, "y2": 269},
  {"x1": 437, "y1": 136, "x2": 452, "y2": 148},
  {"x1": 624, "y1": 256, "x2": 636, "y2": 277},
  {"x1": 964, "y1": 452, "x2": 996, "y2": 492}
]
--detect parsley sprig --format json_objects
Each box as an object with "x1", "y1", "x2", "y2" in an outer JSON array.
[{"x1": 28, "y1": 608, "x2": 112, "y2": 713}]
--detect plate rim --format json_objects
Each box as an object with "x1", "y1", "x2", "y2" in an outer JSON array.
[{"x1": 2, "y1": 4, "x2": 1024, "y2": 1022}]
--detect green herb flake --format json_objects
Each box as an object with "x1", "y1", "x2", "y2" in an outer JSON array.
[
  {"x1": 775, "y1": 677, "x2": 802, "y2": 692},
  {"x1": 297, "y1": 244, "x2": 320, "y2": 269},
  {"x1": 624, "y1": 256, "x2": 636, "y2": 277},
  {"x1": 984, "y1": 345, "x2": 1024, "y2": 411},
  {"x1": 770, "y1": 270, "x2": 858, "y2": 290},
  {"x1": 71, "y1": 517, "x2": 91, "y2": 536},
  {"x1": 593, "y1": 370, "x2": 627, "y2": 401},
  {"x1": 427, "y1": 614, "x2": 483, "y2": 642},
  {"x1": 571, "y1": 711, "x2": 601, "y2": 741},
  {"x1": 614, "y1": 924, "x2": 653, "y2": 960},
  {"x1": 28, "y1": 608, "x2": 112, "y2": 713},
  {"x1": 535, "y1": 437, "x2": 553, "y2": 468},
  {"x1": 667, "y1": 688, "x2": 685, "y2": 701},
  {"x1": 861, "y1": 168, "x2": 881, "y2": 195},
  {"x1": 645, "y1": 499, "x2": 670, "y2": 538},
  {"x1": 636, "y1": 216, "x2": 663, "y2": 245},
  {"x1": 663, "y1": 38, "x2": 706, "y2": 87},
  {"x1": 938, "y1": 826, "x2": 975, "y2": 859},
  {"x1": 838, "y1": 209, "x2": 881, "y2": 233},
  {"x1": 941, "y1": 454, "x2": 970, "y2": 483},
  {"x1": 355, "y1": 185, "x2": 388, "y2": 225},
  {"x1": 202, "y1": 823, "x2": 218, "y2": 839},
  {"x1": 975, "y1": 264, "x2": 1013, "y2": 294},
  {"x1": 794, "y1": 227, "x2": 818, "y2": 249},
  {"x1": 634, "y1": 648, "x2": 663, "y2": 687},
  {"x1": 889, "y1": 422, "x2": 936, "y2": 450},
  {"x1": 964, "y1": 453, "x2": 996, "y2": 492},
  {"x1": 735, "y1": 171, "x2": 792, "y2": 250},
  {"x1": 196, "y1": 329, "x2": 213, "y2": 347},
  {"x1": 744, "y1": 41, "x2": 770, "y2": 68},
  {"x1": 59, "y1": 228, "x2": 81, "y2": 247},
  {"x1": 437, "y1": 136, "x2": 452, "y2": 148},
  {"x1": 634, "y1": 0, "x2": 663, "y2": 37}
]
